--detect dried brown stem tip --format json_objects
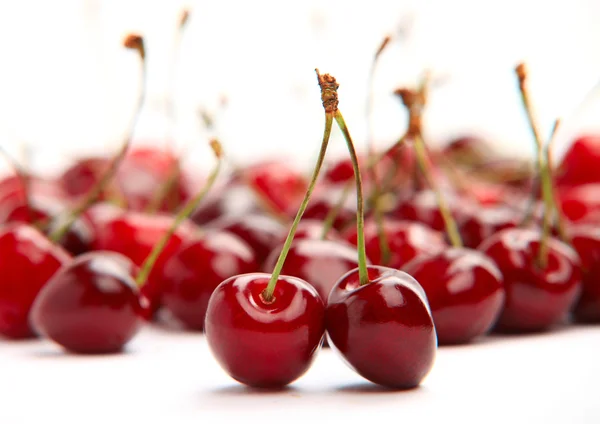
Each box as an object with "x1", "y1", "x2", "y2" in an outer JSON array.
[
  {"x1": 375, "y1": 35, "x2": 392, "y2": 59},
  {"x1": 515, "y1": 62, "x2": 527, "y2": 84},
  {"x1": 179, "y1": 9, "x2": 190, "y2": 28},
  {"x1": 315, "y1": 69, "x2": 339, "y2": 113},
  {"x1": 210, "y1": 139, "x2": 223, "y2": 159},
  {"x1": 124, "y1": 33, "x2": 145, "y2": 60}
]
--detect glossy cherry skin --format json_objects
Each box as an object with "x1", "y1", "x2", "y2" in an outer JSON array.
[
  {"x1": 30, "y1": 251, "x2": 145, "y2": 354},
  {"x1": 479, "y1": 228, "x2": 582, "y2": 332},
  {"x1": 556, "y1": 135, "x2": 600, "y2": 187},
  {"x1": 207, "y1": 214, "x2": 285, "y2": 265},
  {"x1": 394, "y1": 190, "x2": 472, "y2": 233},
  {"x1": 460, "y1": 206, "x2": 520, "y2": 249},
  {"x1": 94, "y1": 211, "x2": 198, "y2": 315},
  {"x1": 403, "y1": 248, "x2": 504, "y2": 344},
  {"x1": 344, "y1": 218, "x2": 447, "y2": 269},
  {"x1": 558, "y1": 183, "x2": 600, "y2": 225},
  {"x1": 242, "y1": 160, "x2": 307, "y2": 218},
  {"x1": 205, "y1": 273, "x2": 325, "y2": 388},
  {"x1": 299, "y1": 186, "x2": 357, "y2": 232},
  {"x1": 326, "y1": 266, "x2": 436, "y2": 388},
  {"x1": 263, "y1": 239, "x2": 360, "y2": 303},
  {"x1": 568, "y1": 226, "x2": 600, "y2": 323},
  {"x1": 293, "y1": 219, "x2": 341, "y2": 241},
  {"x1": 59, "y1": 156, "x2": 110, "y2": 200},
  {"x1": 161, "y1": 230, "x2": 259, "y2": 330},
  {"x1": 0, "y1": 224, "x2": 71, "y2": 339}
]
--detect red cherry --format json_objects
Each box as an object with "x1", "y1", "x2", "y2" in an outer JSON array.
[
  {"x1": 479, "y1": 228, "x2": 582, "y2": 332},
  {"x1": 94, "y1": 211, "x2": 197, "y2": 315},
  {"x1": 58, "y1": 156, "x2": 110, "y2": 200},
  {"x1": 207, "y1": 214, "x2": 285, "y2": 265},
  {"x1": 326, "y1": 265, "x2": 436, "y2": 388},
  {"x1": 242, "y1": 160, "x2": 308, "y2": 217},
  {"x1": 30, "y1": 251, "x2": 145, "y2": 353},
  {"x1": 403, "y1": 248, "x2": 504, "y2": 344},
  {"x1": 293, "y1": 219, "x2": 341, "y2": 241},
  {"x1": 558, "y1": 183, "x2": 600, "y2": 225},
  {"x1": 263, "y1": 238, "x2": 359, "y2": 303},
  {"x1": 161, "y1": 230, "x2": 259, "y2": 330},
  {"x1": 556, "y1": 135, "x2": 600, "y2": 187},
  {"x1": 205, "y1": 273, "x2": 325, "y2": 388},
  {"x1": 344, "y1": 218, "x2": 447, "y2": 269},
  {"x1": 460, "y1": 206, "x2": 520, "y2": 248},
  {"x1": 0, "y1": 223, "x2": 71, "y2": 339},
  {"x1": 394, "y1": 189, "x2": 472, "y2": 233},
  {"x1": 323, "y1": 155, "x2": 365, "y2": 185},
  {"x1": 300, "y1": 186, "x2": 356, "y2": 232},
  {"x1": 568, "y1": 226, "x2": 600, "y2": 323}
]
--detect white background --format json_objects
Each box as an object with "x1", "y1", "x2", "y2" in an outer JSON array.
[{"x1": 0, "y1": 1, "x2": 600, "y2": 423}]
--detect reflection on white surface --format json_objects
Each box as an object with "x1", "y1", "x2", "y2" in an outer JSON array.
[{"x1": 1, "y1": 1, "x2": 600, "y2": 177}]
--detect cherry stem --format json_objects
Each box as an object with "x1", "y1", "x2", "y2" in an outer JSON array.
[
  {"x1": 0, "y1": 146, "x2": 32, "y2": 223},
  {"x1": 515, "y1": 63, "x2": 560, "y2": 268},
  {"x1": 321, "y1": 178, "x2": 353, "y2": 239},
  {"x1": 366, "y1": 35, "x2": 392, "y2": 162},
  {"x1": 545, "y1": 123, "x2": 570, "y2": 244},
  {"x1": 49, "y1": 34, "x2": 146, "y2": 244},
  {"x1": 334, "y1": 111, "x2": 369, "y2": 285},
  {"x1": 145, "y1": 160, "x2": 182, "y2": 213},
  {"x1": 262, "y1": 78, "x2": 334, "y2": 301},
  {"x1": 135, "y1": 140, "x2": 222, "y2": 286}
]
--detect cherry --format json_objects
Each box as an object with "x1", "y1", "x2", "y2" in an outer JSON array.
[
  {"x1": 30, "y1": 251, "x2": 144, "y2": 353},
  {"x1": 568, "y1": 226, "x2": 600, "y2": 323},
  {"x1": 207, "y1": 213, "x2": 285, "y2": 265},
  {"x1": 161, "y1": 230, "x2": 258, "y2": 330},
  {"x1": 558, "y1": 183, "x2": 600, "y2": 225},
  {"x1": 300, "y1": 185, "x2": 356, "y2": 232},
  {"x1": 479, "y1": 228, "x2": 581, "y2": 332},
  {"x1": 263, "y1": 238, "x2": 360, "y2": 303},
  {"x1": 555, "y1": 134, "x2": 600, "y2": 187},
  {"x1": 205, "y1": 274, "x2": 324, "y2": 387},
  {"x1": 0, "y1": 223, "x2": 71, "y2": 339},
  {"x1": 326, "y1": 266, "x2": 436, "y2": 388},
  {"x1": 58, "y1": 156, "x2": 111, "y2": 201},
  {"x1": 460, "y1": 205, "x2": 520, "y2": 248},
  {"x1": 344, "y1": 218, "x2": 447, "y2": 269},
  {"x1": 294, "y1": 219, "x2": 341, "y2": 241},
  {"x1": 402, "y1": 248, "x2": 504, "y2": 344}
]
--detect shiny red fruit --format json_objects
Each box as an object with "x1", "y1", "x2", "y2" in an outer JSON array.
[
  {"x1": 403, "y1": 248, "x2": 504, "y2": 344},
  {"x1": 30, "y1": 251, "x2": 145, "y2": 353},
  {"x1": 460, "y1": 206, "x2": 520, "y2": 248},
  {"x1": 300, "y1": 186, "x2": 356, "y2": 232},
  {"x1": 208, "y1": 214, "x2": 285, "y2": 265},
  {"x1": 556, "y1": 135, "x2": 600, "y2": 187},
  {"x1": 479, "y1": 228, "x2": 582, "y2": 332},
  {"x1": 161, "y1": 230, "x2": 259, "y2": 330},
  {"x1": 344, "y1": 218, "x2": 446, "y2": 269},
  {"x1": 58, "y1": 156, "x2": 110, "y2": 200},
  {"x1": 558, "y1": 183, "x2": 600, "y2": 225},
  {"x1": 263, "y1": 238, "x2": 359, "y2": 303},
  {"x1": 568, "y1": 226, "x2": 600, "y2": 323},
  {"x1": 205, "y1": 273, "x2": 325, "y2": 388},
  {"x1": 0, "y1": 224, "x2": 71, "y2": 339},
  {"x1": 293, "y1": 219, "x2": 341, "y2": 241},
  {"x1": 326, "y1": 266, "x2": 436, "y2": 388}
]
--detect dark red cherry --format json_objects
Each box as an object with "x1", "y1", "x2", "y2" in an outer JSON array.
[
  {"x1": 326, "y1": 265, "x2": 436, "y2": 388},
  {"x1": 94, "y1": 211, "x2": 197, "y2": 315},
  {"x1": 293, "y1": 219, "x2": 341, "y2": 241},
  {"x1": 568, "y1": 226, "x2": 600, "y2": 323},
  {"x1": 555, "y1": 134, "x2": 600, "y2": 187},
  {"x1": 403, "y1": 248, "x2": 504, "y2": 344},
  {"x1": 263, "y1": 238, "x2": 360, "y2": 303},
  {"x1": 460, "y1": 206, "x2": 520, "y2": 248},
  {"x1": 300, "y1": 186, "x2": 356, "y2": 232},
  {"x1": 344, "y1": 218, "x2": 447, "y2": 269},
  {"x1": 0, "y1": 224, "x2": 71, "y2": 339},
  {"x1": 58, "y1": 156, "x2": 110, "y2": 200},
  {"x1": 558, "y1": 183, "x2": 600, "y2": 225},
  {"x1": 207, "y1": 214, "x2": 285, "y2": 265},
  {"x1": 161, "y1": 230, "x2": 259, "y2": 330},
  {"x1": 479, "y1": 228, "x2": 582, "y2": 332},
  {"x1": 205, "y1": 273, "x2": 325, "y2": 388},
  {"x1": 30, "y1": 251, "x2": 145, "y2": 353},
  {"x1": 394, "y1": 189, "x2": 472, "y2": 233},
  {"x1": 242, "y1": 160, "x2": 307, "y2": 218}
]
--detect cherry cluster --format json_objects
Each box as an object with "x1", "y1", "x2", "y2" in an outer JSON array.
[{"x1": 0, "y1": 30, "x2": 598, "y2": 392}]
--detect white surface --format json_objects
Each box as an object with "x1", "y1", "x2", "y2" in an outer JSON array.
[{"x1": 1, "y1": 324, "x2": 599, "y2": 423}]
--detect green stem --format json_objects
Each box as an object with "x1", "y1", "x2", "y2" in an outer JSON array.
[
  {"x1": 135, "y1": 141, "x2": 222, "y2": 286},
  {"x1": 49, "y1": 38, "x2": 146, "y2": 243},
  {"x1": 334, "y1": 111, "x2": 370, "y2": 286},
  {"x1": 413, "y1": 133, "x2": 463, "y2": 248},
  {"x1": 544, "y1": 123, "x2": 570, "y2": 244},
  {"x1": 262, "y1": 114, "x2": 333, "y2": 301},
  {"x1": 321, "y1": 178, "x2": 353, "y2": 239}
]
